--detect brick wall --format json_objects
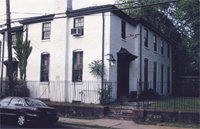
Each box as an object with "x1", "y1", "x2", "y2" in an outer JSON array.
[
  {"x1": 47, "y1": 104, "x2": 109, "y2": 118},
  {"x1": 132, "y1": 109, "x2": 199, "y2": 124}
]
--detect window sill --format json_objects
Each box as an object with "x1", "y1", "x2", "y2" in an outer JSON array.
[
  {"x1": 145, "y1": 47, "x2": 149, "y2": 50},
  {"x1": 42, "y1": 39, "x2": 51, "y2": 42},
  {"x1": 154, "y1": 51, "x2": 158, "y2": 54},
  {"x1": 121, "y1": 38, "x2": 127, "y2": 42}
]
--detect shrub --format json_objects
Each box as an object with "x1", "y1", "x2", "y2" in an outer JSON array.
[
  {"x1": 2, "y1": 78, "x2": 29, "y2": 98},
  {"x1": 98, "y1": 82, "x2": 113, "y2": 105},
  {"x1": 139, "y1": 88, "x2": 161, "y2": 100}
]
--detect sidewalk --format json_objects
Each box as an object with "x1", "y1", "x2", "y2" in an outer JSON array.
[{"x1": 58, "y1": 117, "x2": 195, "y2": 129}]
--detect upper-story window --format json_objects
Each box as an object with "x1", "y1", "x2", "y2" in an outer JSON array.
[
  {"x1": 74, "y1": 17, "x2": 84, "y2": 35},
  {"x1": 167, "y1": 43, "x2": 170, "y2": 58},
  {"x1": 161, "y1": 39, "x2": 164, "y2": 55},
  {"x1": 153, "y1": 35, "x2": 157, "y2": 51},
  {"x1": 73, "y1": 51, "x2": 83, "y2": 82},
  {"x1": 74, "y1": 17, "x2": 84, "y2": 28},
  {"x1": 121, "y1": 20, "x2": 126, "y2": 39},
  {"x1": 144, "y1": 29, "x2": 148, "y2": 47},
  {"x1": 40, "y1": 53, "x2": 49, "y2": 82},
  {"x1": 11, "y1": 33, "x2": 16, "y2": 45},
  {"x1": 42, "y1": 22, "x2": 51, "y2": 40}
]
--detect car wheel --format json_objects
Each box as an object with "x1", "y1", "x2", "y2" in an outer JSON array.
[{"x1": 17, "y1": 114, "x2": 26, "y2": 126}]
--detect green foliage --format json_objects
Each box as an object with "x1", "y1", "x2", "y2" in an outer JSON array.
[
  {"x1": 149, "y1": 97, "x2": 199, "y2": 111},
  {"x1": 115, "y1": 0, "x2": 199, "y2": 76},
  {"x1": 88, "y1": 60, "x2": 105, "y2": 79},
  {"x1": 138, "y1": 89, "x2": 161, "y2": 100},
  {"x1": 2, "y1": 78, "x2": 29, "y2": 98},
  {"x1": 98, "y1": 82, "x2": 113, "y2": 105},
  {"x1": 12, "y1": 31, "x2": 32, "y2": 80},
  {"x1": 172, "y1": 0, "x2": 199, "y2": 75}
]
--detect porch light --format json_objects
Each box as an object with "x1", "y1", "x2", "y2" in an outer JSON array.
[{"x1": 106, "y1": 54, "x2": 116, "y2": 67}]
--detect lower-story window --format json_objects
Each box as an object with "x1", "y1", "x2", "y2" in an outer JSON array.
[
  {"x1": 73, "y1": 51, "x2": 83, "y2": 82},
  {"x1": 40, "y1": 53, "x2": 49, "y2": 82},
  {"x1": 144, "y1": 59, "x2": 148, "y2": 91}
]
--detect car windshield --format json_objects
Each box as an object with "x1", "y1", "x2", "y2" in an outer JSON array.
[{"x1": 25, "y1": 99, "x2": 47, "y2": 107}]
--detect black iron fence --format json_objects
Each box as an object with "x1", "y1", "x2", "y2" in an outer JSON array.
[
  {"x1": 122, "y1": 81, "x2": 199, "y2": 111},
  {"x1": 0, "y1": 80, "x2": 199, "y2": 111},
  {"x1": 25, "y1": 80, "x2": 118, "y2": 104}
]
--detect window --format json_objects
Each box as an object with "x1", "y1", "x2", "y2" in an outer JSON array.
[
  {"x1": 8, "y1": 98, "x2": 23, "y2": 106},
  {"x1": 161, "y1": 40, "x2": 164, "y2": 55},
  {"x1": 0, "y1": 97, "x2": 12, "y2": 106},
  {"x1": 167, "y1": 66, "x2": 170, "y2": 93},
  {"x1": 42, "y1": 22, "x2": 51, "y2": 40},
  {"x1": 73, "y1": 51, "x2": 83, "y2": 82},
  {"x1": 121, "y1": 20, "x2": 126, "y2": 39},
  {"x1": 161, "y1": 65, "x2": 164, "y2": 94},
  {"x1": 25, "y1": 98, "x2": 47, "y2": 107},
  {"x1": 144, "y1": 59, "x2": 148, "y2": 91},
  {"x1": 153, "y1": 62, "x2": 157, "y2": 90},
  {"x1": 40, "y1": 53, "x2": 49, "y2": 82},
  {"x1": 74, "y1": 17, "x2": 84, "y2": 35},
  {"x1": 167, "y1": 43, "x2": 170, "y2": 58},
  {"x1": 144, "y1": 29, "x2": 148, "y2": 47},
  {"x1": 153, "y1": 35, "x2": 157, "y2": 51},
  {"x1": 11, "y1": 33, "x2": 16, "y2": 45},
  {"x1": 74, "y1": 17, "x2": 84, "y2": 28}
]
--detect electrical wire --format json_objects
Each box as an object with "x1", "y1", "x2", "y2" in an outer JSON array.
[{"x1": 0, "y1": 0, "x2": 180, "y2": 27}]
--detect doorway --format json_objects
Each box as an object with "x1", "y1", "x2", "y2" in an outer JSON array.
[{"x1": 117, "y1": 48, "x2": 137, "y2": 98}]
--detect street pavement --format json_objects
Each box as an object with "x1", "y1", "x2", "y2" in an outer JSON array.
[{"x1": 58, "y1": 117, "x2": 196, "y2": 129}]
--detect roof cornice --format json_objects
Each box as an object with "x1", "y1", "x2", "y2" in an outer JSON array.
[
  {"x1": 133, "y1": 17, "x2": 175, "y2": 44},
  {"x1": 0, "y1": 26, "x2": 23, "y2": 34},
  {"x1": 19, "y1": 14, "x2": 55, "y2": 24}
]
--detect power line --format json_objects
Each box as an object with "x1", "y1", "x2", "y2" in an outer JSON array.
[
  {"x1": 11, "y1": 12, "x2": 48, "y2": 15},
  {"x1": 0, "y1": 0, "x2": 180, "y2": 27}
]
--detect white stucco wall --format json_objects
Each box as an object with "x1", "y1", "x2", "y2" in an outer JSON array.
[
  {"x1": 0, "y1": 9, "x2": 172, "y2": 102},
  {"x1": 66, "y1": 12, "x2": 111, "y2": 81}
]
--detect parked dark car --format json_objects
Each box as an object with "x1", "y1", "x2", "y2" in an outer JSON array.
[{"x1": 0, "y1": 97, "x2": 58, "y2": 126}]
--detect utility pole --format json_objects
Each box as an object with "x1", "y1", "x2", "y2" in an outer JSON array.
[{"x1": 6, "y1": 0, "x2": 14, "y2": 96}]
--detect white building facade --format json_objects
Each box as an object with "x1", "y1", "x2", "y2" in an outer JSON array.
[{"x1": 0, "y1": 0, "x2": 173, "y2": 103}]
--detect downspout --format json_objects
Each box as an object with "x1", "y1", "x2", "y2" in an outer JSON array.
[
  {"x1": 24, "y1": 24, "x2": 28, "y2": 80},
  {"x1": 139, "y1": 23, "x2": 142, "y2": 95},
  {"x1": 65, "y1": 13, "x2": 70, "y2": 102},
  {"x1": 0, "y1": 34, "x2": 5, "y2": 97},
  {"x1": 101, "y1": 12, "x2": 105, "y2": 103}
]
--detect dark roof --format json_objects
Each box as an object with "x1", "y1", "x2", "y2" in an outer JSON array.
[
  {"x1": 0, "y1": 26, "x2": 23, "y2": 34},
  {"x1": 133, "y1": 17, "x2": 175, "y2": 44},
  {"x1": 19, "y1": 14, "x2": 55, "y2": 24},
  {"x1": 66, "y1": 5, "x2": 137, "y2": 26},
  {"x1": 16, "y1": 4, "x2": 174, "y2": 44}
]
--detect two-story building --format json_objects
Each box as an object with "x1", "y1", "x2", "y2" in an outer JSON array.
[{"x1": 0, "y1": 0, "x2": 173, "y2": 103}]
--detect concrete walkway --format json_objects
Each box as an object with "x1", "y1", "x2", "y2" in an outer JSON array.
[{"x1": 58, "y1": 117, "x2": 195, "y2": 129}]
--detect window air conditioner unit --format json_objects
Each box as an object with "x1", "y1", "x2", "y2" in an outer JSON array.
[{"x1": 71, "y1": 28, "x2": 83, "y2": 36}]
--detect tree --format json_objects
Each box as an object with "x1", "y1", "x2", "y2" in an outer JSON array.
[
  {"x1": 88, "y1": 60, "x2": 105, "y2": 79},
  {"x1": 13, "y1": 31, "x2": 32, "y2": 80},
  {"x1": 115, "y1": 0, "x2": 199, "y2": 76},
  {"x1": 172, "y1": 0, "x2": 199, "y2": 75}
]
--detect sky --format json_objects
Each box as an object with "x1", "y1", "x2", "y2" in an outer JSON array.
[{"x1": 0, "y1": 0, "x2": 116, "y2": 26}]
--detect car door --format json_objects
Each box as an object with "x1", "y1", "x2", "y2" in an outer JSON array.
[
  {"x1": 6, "y1": 98, "x2": 23, "y2": 120},
  {"x1": 0, "y1": 97, "x2": 12, "y2": 119}
]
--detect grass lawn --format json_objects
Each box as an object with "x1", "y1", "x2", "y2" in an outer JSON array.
[
  {"x1": 135, "y1": 121, "x2": 199, "y2": 128},
  {"x1": 149, "y1": 97, "x2": 199, "y2": 111}
]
